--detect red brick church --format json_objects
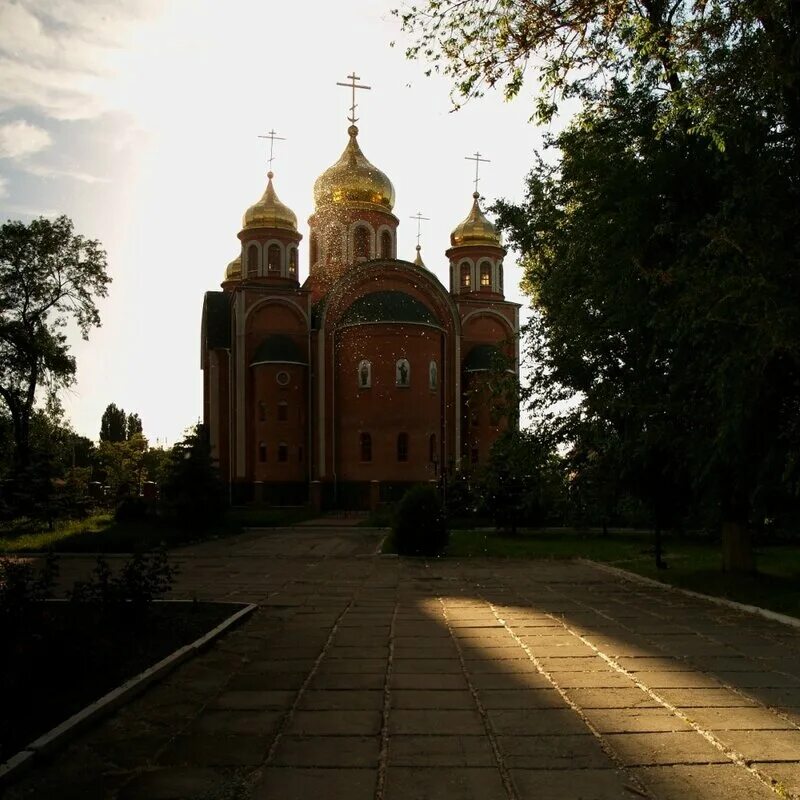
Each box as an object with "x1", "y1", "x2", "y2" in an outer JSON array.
[{"x1": 201, "y1": 91, "x2": 519, "y2": 508}]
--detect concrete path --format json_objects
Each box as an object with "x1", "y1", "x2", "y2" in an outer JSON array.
[{"x1": 8, "y1": 528, "x2": 800, "y2": 799}]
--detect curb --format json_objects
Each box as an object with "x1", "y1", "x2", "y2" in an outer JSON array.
[
  {"x1": 580, "y1": 559, "x2": 800, "y2": 631},
  {"x1": 0, "y1": 601, "x2": 257, "y2": 788}
]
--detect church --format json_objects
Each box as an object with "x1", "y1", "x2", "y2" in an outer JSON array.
[{"x1": 201, "y1": 81, "x2": 520, "y2": 509}]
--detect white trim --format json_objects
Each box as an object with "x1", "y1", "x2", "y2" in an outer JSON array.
[{"x1": 250, "y1": 359, "x2": 307, "y2": 367}]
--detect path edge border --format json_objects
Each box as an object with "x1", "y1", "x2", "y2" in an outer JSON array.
[
  {"x1": 0, "y1": 601, "x2": 257, "y2": 788},
  {"x1": 580, "y1": 558, "x2": 800, "y2": 630}
]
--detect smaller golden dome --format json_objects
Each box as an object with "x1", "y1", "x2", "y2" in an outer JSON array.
[
  {"x1": 450, "y1": 192, "x2": 502, "y2": 247},
  {"x1": 224, "y1": 254, "x2": 241, "y2": 280},
  {"x1": 314, "y1": 125, "x2": 395, "y2": 212},
  {"x1": 413, "y1": 244, "x2": 427, "y2": 269},
  {"x1": 243, "y1": 172, "x2": 297, "y2": 231}
]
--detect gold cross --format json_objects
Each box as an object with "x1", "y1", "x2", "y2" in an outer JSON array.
[
  {"x1": 258, "y1": 129, "x2": 285, "y2": 171},
  {"x1": 336, "y1": 72, "x2": 371, "y2": 124},
  {"x1": 410, "y1": 211, "x2": 430, "y2": 247},
  {"x1": 465, "y1": 151, "x2": 491, "y2": 193}
]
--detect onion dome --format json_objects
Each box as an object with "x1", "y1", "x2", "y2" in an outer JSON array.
[
  {"x1": 413, "y1": 244, "x2": 427, "y2": 269},
  {"x1": 450, "y1": 192, "x2": 502, "y2": 247},
  {"x1": 243, "y1": 171, "x2": 297, "y2": 231},
  {"x1": 224, "y1": 254, "x2": 241, "y2": 280},
  {"x1": 314, "y1": 125, "x2": 395, "y2": 212}
]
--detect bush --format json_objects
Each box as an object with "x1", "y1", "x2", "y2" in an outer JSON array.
[
  {"x1": 115, "y1": 495, "x2": 149, "y2": 522},
  {"x1": 392, "y1": 483, "x2": 448, "y2": 556}
]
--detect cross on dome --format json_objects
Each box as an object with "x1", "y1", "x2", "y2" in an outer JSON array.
[
  {"x1": 410, "y1": 211, "x2": 430, "y2": 248},
  {"x1": 258, "y1": 129, "x2": 285, "y2": 172},
  {"x1": 465, "y1": 151, "x2": 491, "y2": 194},
  {"x1": 336, "y1": 72, "x2": 371, "y2": 125}
]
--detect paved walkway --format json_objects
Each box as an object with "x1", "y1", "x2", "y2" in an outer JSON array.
[{"x1": 8, "y1": 529, "x2": 800, "y2": 799}]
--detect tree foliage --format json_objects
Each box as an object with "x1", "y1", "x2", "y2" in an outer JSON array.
[{"x1": 0, "y1": 216, "x2": 110, "y2": 473}]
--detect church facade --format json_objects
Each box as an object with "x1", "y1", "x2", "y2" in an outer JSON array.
[{"x1": 201, "y1": 116, "x2": 519, "y2": 508}]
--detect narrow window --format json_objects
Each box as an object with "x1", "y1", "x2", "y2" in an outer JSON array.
[
  {"x1": 258, "y1": 401, "x2": 267, "y2": 422},
  {"x1": 267, "y1": 243, "x2": 281, "y2": 274},
  {"x1": 278, "y1": 443, "x2": 288, "y2": 462},
  {"x1": 499, "y1": 262, "x2": 504, "y2": 292},
  {"x1": 358, "y1": 359, "x2": 371, "y2": 388},
  {"x1": 429, "y1": 433, "x2": 437, "y2": 463},
  {"x1": 289, "y1": 247, "x2": 298, "y2": 278},
  {"x1": 380, "y1": 230, "x2": 392, "y2": 259},
  {"x1": 258, "y1": 442, "x2": 267, "y2": 462},
  {"x1": 396, "y1": 358, "x2": 410, "y2": 387},
  {"x1": 277, "y1": 401, "x2": 288, "y2": 422},
  {"x1": 470, "y1": 446, "x2": 479, "y2": 464},
  {"x1": 354, "y1": 226, "x2": 370, "y2": 261},
  {"x1": 460, "y1": 262, "x2": 471, "y2": 289},
  {"x1": 360, "y1": 432, "x2": 372, "y2": 462},
  {"x1": 247, "y1": 244, "x2": 259, "y2": 276},
  {"x1": 480, "y1": 261, "x2": 491, "y2": 287},
  {"x1": 397, "y1": 433, "x2": 409, "y2": 462}
]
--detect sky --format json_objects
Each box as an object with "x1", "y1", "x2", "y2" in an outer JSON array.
[{"x1": 0, "y1": 0, "x2": 551, "y2": 446}]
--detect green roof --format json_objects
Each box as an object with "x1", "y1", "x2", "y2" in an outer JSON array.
[
  {"x1": 339, "y1": 291, "x2": 437, "y2": 327},
  {"x1": 251, "y1": 334, "x2": 307, "y2": 365},
  {"x1": 463, "y1": 344, "x2": 507, "y2": 372},
  {"x1": 203, "y1": 292, "x2": 231, "y2": 350}
]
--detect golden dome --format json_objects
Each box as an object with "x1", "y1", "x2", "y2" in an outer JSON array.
[
  {"x1": 224, "y1": 254, "x2": 241, "y2": 280},
  {"x1": 243, "y1": 171, "x2": 297, "y2": 231},
  {"x1": 450, "y1": 192, "x2": 502, "y2": 247},
  {"x1": 413, "y1": 244, "x2": 427, "y2": 269},
  {"x1": 313, "y1": 125, "x2": 395, "y2": 212}
]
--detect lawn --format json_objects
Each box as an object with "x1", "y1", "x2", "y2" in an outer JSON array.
[
  {"x1": 0, "y1": 506, "x2": 317, "y2": 553},
  {"x1": 444, "y1": 528, "x2": 800, "y2": 619}
]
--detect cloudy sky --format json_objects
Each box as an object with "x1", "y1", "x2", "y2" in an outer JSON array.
[{"x1": 0, "y1": 0, "x2": 548, "y2": 445}]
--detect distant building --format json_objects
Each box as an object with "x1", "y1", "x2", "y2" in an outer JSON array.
[{"x1": 201, "y1": 109, "x2": 519, "y2": 508}]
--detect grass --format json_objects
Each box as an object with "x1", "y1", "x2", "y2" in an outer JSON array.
[
  {"x1": 0, "y1": 506, "x2": 318, "y2": 553},
  {"x1": 444, "y1": 527, "x2": 800, "y2": 619}
]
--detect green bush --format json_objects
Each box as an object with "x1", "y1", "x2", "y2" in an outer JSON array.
[
  {"x1": 392, "y1": 483, "x2": 448, "y2": 556},
  {"x1": 114, "y1": 496, "x2": 149, "y2": 522}
]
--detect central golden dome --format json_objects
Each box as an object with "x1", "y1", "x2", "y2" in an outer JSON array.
[
  {"x1": 243, "y1": 172, "x2": 298, "y2": 231},
  {"x1": 314, "y1": 125, "x2": 395, "y2": 212},
  {"x1": 450, "y1": 192, "x2": 503, "y2": 247}
]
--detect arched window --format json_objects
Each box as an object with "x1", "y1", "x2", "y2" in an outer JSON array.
[
  {"x1": 397, "y1": 433, "x2": 409, "y2": 462},
  {"x1": 354, "y1": 226, "x2": 370, "y2": 261},
  {"x1": 277, "y1": 442, "x2": 288, "y2": 462},
  {"x1": 499, "y1": 261, "x2": 504, "y2": 292},
  {"x1": 258, "y1": 401, "x2": 267, "y2": 422},
  {"x1": 247, "y1": 244, "x2": 259, "y2": 276},
  {"x1": 258, "y1": 442, "x2": 267, "y2": 462},
  {"x1": 396, "y1": 358, "x2": 410, "y2": 387},
  {"x1": 428, "y1": 360, "x2": 438, "y2": 390},
  {"x1": 277, "y1": 401, "x2": 288, "y2": 422},
  {"x1": 429, "y1": 433, "x2": 437, "y2": 463},
  {"x1": 480, "y1": 261, "x2": 491, "y2": 287},
  {"x1": 380, "y1": 230, "x2": 392, "y2": 259},
  {"x1": 358, "y1": 359, "x2": 371, "y2": 389},
  {"x1": 460, "y1": 262, "x2": 471, "y2": 289},
  {"x1": 267, "y1": 243, "x2": 281, "y2": 274},
  {"x1": 360, "y1": 432, "x2": 372, "y2": 462},
  {"x1": 288, "y1": 247, "x2": 298, "y2": 278}
]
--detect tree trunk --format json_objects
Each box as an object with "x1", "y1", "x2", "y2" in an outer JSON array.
[{"x1": 722, "y1": 518, "x2": 755, "y2": 573}]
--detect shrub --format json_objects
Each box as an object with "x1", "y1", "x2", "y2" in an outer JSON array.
[
  {"x1": 115, "y1": 495, "x2": 149, "y2": 522},
  {"x1": 392, "y1": 483, "x2": 448, "y2": 556}
]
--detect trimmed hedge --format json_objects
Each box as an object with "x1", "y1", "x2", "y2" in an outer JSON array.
[{"x1": 392, "y1": 483, "x2": 448, "y2": 556}]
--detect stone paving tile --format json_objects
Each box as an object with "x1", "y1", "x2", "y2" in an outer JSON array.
[
  {"x1": 392, "y1": 658, "x2": 464, "y2": 673},
  {"x1": 391, "y1": 689, "x2": 476, "y2": 709},
  {"x1": 488, "y1": 709, "x2": 592, "y2": 736},
  {"x1": 479, "y1": 689, "x2": 568, "y2": 710},
  {"x1": 654, "y1": 687, "x2": 759, "y2": 707},
  {"x1": 581, "y1": 708, "x2": 693, "y2": 734},
  {"x1": 715, "y1": 728, "x2": 800, "y2": 761},
  {"x1": 499, "y1": 734, "x2": 613, "y2": 769},
  {"x1": 272, "y1": 735, "x2": 380, "y2": 766},
  {"x1": 310, "y1": 672, "x2": 386, "y2": 690},
  {"x1": 635, "y1": 764, "x2": 778, "y2": 799},
  {"x1": 390, "y1": 672, "x2": 470, "y2": 690},
  {"x1": 388, "y1": 734, "x2": 497, "y2": 766},
  {"x1": 389, "y1": 708, "x2": 485, "y2": 735},
  {"x1": 510, "y1": 767, "x2": 636, "y2": 799},
  {"x1": 118, "y1": 767, "x2": 226, "y2": 800},
  {"x1": 158, "y1": 733, "x2": 270, "y2": 766},
  {"x1": 605, "y1": 731, "x2": 729, "y2": 765},
  {"x1": 286, "y1": 709, "x2": 383, "y2": 736},
  {"x1": 384, "y1": 766, "x2": 507, "y2": 800},
  {"x1": 192, "y1": 709, "x2": 281, "y2": 735},
  {"x1": 250, "y1": 767, "x2": 377, "y2": 800},
  {"x1": 752, "y1": 762, "x2": 800, "y2": 795},
  {"x1": 565, "y1": 688, "x2": 661, "y2": 709},
  {"x1": 546, "y1": 671, "x2": 635, "y2": 689},
  {"x1": 211, "y1": 689, "x2": 295, "y2": 709},
  {"x1": 682, "y1": 705, "x2": 796, "y2": 730},
  {"x1": 298, "y1": 689, "x2": 384, "y2": 710}
]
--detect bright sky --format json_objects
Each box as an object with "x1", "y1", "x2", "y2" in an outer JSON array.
[{"x1": 0, "y1": 0, "x2": 549, "y2": 445}]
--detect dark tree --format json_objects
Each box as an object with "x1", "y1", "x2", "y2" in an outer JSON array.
[
  {"x1": 126, "y1": 413, "x2": 143, "y2": 439},
  {"x1": 100, "y1": 403, "x2": 127, "y2": 443},
  {"x1": 0, "y1": 216, "x2": 110, "y2": 473}
]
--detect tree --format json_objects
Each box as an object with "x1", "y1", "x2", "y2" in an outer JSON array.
[
  {"x1": 0, "y1": 216, "x2": 110, "y2": 474},
  {"x1": 126, "y1": 413, "x2": 143, "y2": 439},
  {"x1": 100, "y1": 403, "x2": 127, "y2": 443}
]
